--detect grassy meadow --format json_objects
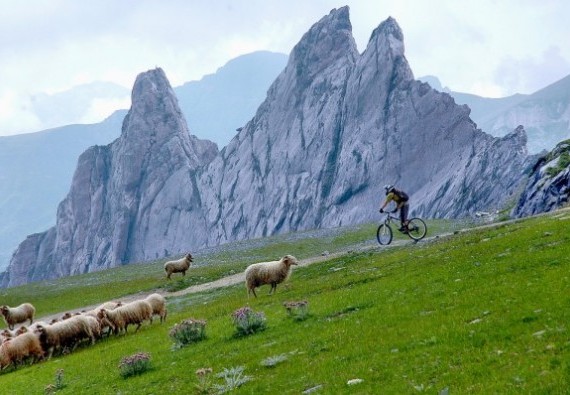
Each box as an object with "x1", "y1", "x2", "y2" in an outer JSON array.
[{"x1": 0, "y1": 212, "x2": 569, "y2": 393}]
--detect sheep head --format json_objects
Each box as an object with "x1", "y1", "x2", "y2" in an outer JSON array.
[
  {"x1": 33, "y1": 324, "x2": 46, "y2": 335},
  {"x1": 15, "y1": 326, "x2": 28, "y2": 336},
  {"x1": 186, "y1": 253, "x2": 193, "y2": 262},
  {"x1": 282, "y1": 255, "x2": 298, "y2": 267},
  {"x1": 97, "y1": 309, "x2": 108, "y2": 320}
]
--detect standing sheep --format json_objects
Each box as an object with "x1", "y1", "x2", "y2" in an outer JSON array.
[
  {"x1": 0, "y1": 332, "x2": 44, "y2": 369},
  {"x1": 34, "y1": 315, "x2": 97, "y2": 358},
  {"x1": 164, "y1": 253, "x2": 193, "y2": 279},
  {"x1": 245, "y1": 255, "x2": 298, "y2": 298},
  {"x1": 98, "y1": 300, "x2": 153, "y2": 335},
  {"x1": 144, "y1": 293, "x2": 168, "y2": 323},
  {"x1": 1, "y1": 303, "x2": 35, "y2": 330}
]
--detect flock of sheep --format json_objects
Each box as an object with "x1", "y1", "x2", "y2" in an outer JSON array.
[
  {"x1": 0, "y1": 293, "x2": 166, "y2": 370},
  {"x1": 0, "y1": 253, "x2": 298, "y2": 371}
]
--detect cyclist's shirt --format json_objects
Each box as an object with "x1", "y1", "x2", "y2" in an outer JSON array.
[{"x1": 385, "y1": 191, "x2": 404, "y2": 204}]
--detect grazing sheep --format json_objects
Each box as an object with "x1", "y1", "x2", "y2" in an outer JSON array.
[
  {"x1": 1, "y1": 303, "x2": 35, "y2": 330},
  {"x1": 83, "y1": 301, "x2": 123, "y2": 336},
  {"x1": 245, "y1": 255, "x2": 298, "y2": 298},
  {"x1": 83, "y1": 301, "x2": 123, "y2": 318},
  {"x1": 0, "y1": 329, "x2": 15, "y2": 343},
  {"x1": 164, "y1": 253, "x2": 193, "y2": 279},
  {"x1": 0, "y1": 332, "x2": 44, "y2": 369},
  {"x1": 98, "y1": 300, "x2": 153, "y2": 335},
  {"x1": 34, "y1": 315, "x2": 97, "y2": 358},
  {"x1": 144, "y1": 293, "x2": 167, "y2": 323}
]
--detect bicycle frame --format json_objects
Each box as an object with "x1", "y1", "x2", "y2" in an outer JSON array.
[{"x1": 377, "y1": 213, "x2": 427, "y2": 245}]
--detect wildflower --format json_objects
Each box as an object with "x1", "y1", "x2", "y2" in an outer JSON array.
[
  {"x1": 232, "y1": 307, "x2": 266, "y2": 337},
  {"x1": 118, "y1": 352, "x2": 152, "y2": 378}
]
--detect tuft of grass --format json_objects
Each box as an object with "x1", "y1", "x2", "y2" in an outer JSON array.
[{"x1": 261, "y1": 353, "x2": 289, "y2": 368}]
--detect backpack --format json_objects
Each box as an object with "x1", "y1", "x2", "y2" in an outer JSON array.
[{"x1": 393, "y1": 189, "x2": 409, "y2": 202}]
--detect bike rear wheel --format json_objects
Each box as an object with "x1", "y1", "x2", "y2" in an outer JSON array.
[
  {"x1": 406, "y1": 218, "x2": 427, "y2": 241},
  {"x1": 376, "y1": 224, "x2": 393, "y2": 245}
]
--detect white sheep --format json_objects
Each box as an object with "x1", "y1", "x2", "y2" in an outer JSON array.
[
  {"x1": 144, "y1": 293, "x2": 167, "y2": 323},
  {"x1": 98, "y1": 300, "x2": 153, "y2": 335},
  {"x1": 245, "y1": 255, "x2": 298, "y2": 298},
  {"x1": 34, "y1": 315, "x2": 97, "y2": 358},
  {"x1": 164, "y1": 253, "x2": 193, "y2": 279},
  {"x1": 83, "y1": 301, "x2": 123, "y2": 336},
  {"x1": 0, "y1": 331, "x2": 44, "y2": 369},
  {"x1": 1, "y1": 303, "x2": 35, "y2": 330}
]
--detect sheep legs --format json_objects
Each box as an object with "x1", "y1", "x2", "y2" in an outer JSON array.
[
  {"x1": 270, "y1": 283, "x2": 278, "y2": 295},
  {"x1": 248, "y1": 288, "x2": 258, "y2": 298}
]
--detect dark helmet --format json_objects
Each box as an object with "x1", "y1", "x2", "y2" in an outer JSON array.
[{"x1": 384, "y1": 184, "x2": 394, "y2": 195}]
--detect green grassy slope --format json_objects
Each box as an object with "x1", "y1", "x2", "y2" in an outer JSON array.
[{"x1": 1, "y1": 213, "x2": 569, "y2": 393}]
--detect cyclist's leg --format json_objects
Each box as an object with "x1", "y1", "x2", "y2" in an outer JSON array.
[{"x1": 400, "y1": 203, "x2": 409, "y2": 229}]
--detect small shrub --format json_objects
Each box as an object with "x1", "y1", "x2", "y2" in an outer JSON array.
[
  {"x1": 169, "y1": 318, "x2": 207, "y2": 349},
  {"x1": 283, "y1": 300, "x2": 309, "y2": 321},
  {"x1": 118, "y1": 352, "x2": 152, "y2": 378},
  {"x1": 232, "y1": 307, "x2": 266, "y2": 337},
  {"x1": 261, "y1": 353, "x2": 288, "y2": 368},
  {"x1": 44, "y1": 369, "x2": 65, "y2": 394},
  {"x1": 213, "y1": 366, "x2": 252, "y2": 393}
]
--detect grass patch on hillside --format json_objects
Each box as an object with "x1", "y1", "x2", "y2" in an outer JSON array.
[
  {"x1": 0, "y1": 220, "x2": 449, "y2": 315},
  {"x1": 4, "y1": 214, "x2": 568, "y2": 392}
]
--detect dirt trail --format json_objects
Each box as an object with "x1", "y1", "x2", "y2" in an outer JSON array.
[{"x1": 34, "y1": 240, "x2": 401, "y2": 325}]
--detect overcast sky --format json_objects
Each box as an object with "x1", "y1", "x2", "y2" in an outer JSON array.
[{"x1": 1, "y1": 0, "x2": 569, "y2": 136}]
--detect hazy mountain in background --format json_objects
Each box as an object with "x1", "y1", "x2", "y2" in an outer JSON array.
[
  {"x1": 177, "y1": 51, "x2": 288, "y2": 147},
  {"x1": 419, "y1": 75, "x2": 570, "y2": 153},
  {"x1": 0, "y1": 51, "x2": 287, "y2": 271},
  {"x1": 29, "y1": 81, "x2": 130, "y2": 131}
]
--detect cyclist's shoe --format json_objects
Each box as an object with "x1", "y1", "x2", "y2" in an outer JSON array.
[{"x1": 398, "y1": 226, "x2": 407, "y2": 232}]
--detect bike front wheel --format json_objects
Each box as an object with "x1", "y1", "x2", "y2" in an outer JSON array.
[
  {"x1": 376, "y1": 224, "x2": 393, "y2": 245},
  {"x1": 406, "y1": 218, "x2": 427, "y2": 241}
]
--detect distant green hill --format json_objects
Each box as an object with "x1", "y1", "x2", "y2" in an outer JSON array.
[{"x1": 1, "y1": 211, "x2": 569, "y2": 393}]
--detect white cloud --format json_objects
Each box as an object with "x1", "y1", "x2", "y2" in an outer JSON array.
[
  {"x1": 0, "y1": 92, "x2": 42, "y2": 135},
  {"x1": 0, "y1": 0, "x2": 568, "y2": 133},
  {"x1": 80, "y1": 97, "x2": 131, "y2": 125}
]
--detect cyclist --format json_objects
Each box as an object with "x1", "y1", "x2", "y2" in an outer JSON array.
[{"x1": 379, "y1": 185, "x2": 410, "y2": 232}]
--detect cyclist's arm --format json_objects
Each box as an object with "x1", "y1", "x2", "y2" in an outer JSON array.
[{"x1": 380, "y1": 193, "x2": 394, "y2": 210}]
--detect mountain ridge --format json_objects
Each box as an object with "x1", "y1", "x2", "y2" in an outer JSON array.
[{"x1": 1, "y1": 7, "x2": 531, "y2": 287}]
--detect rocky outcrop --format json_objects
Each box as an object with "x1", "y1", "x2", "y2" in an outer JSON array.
[
  {"x1": 512, "y1": 140, "x2": 570, "y2": 217},
  {"x1": 3, "y1": 69, "x2": 217, "y2": 286},
  {"x1": 3, "y1": 7, "x2": 530, "y2": 287}
]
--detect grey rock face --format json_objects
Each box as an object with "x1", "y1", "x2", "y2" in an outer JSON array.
[
  {"x1": 3, "y1": 69, "x2": 217, "y2": 286},
  {"x1": 512, "y1": 140, "x2": 570, "y2": 217},
  {"x1": 3, "y1": 7, "x2": 530, "y2": 287}
]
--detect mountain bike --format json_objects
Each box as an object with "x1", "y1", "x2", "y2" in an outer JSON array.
[{"x1": 376, "y1": 212, "x2": 427, "y2": 245}]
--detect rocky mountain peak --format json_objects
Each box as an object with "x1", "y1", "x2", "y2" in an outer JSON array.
[
  {"x1": 1, "y1": 68, "x2": 218, "y2": 287},
  {"x1": 288, "y1": 6, "x2": 357, "y2": 84},
  {"x1": 370, "y1": 16, "x2": 404, "y2": 54},
  {"x1": 361, "y1": 15, "x2": 413, "y2": 87}
]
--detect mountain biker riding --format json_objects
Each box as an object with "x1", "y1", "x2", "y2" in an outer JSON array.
[{"x1": 379, "y1": 185, "x2": 410, "y2": 232}]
